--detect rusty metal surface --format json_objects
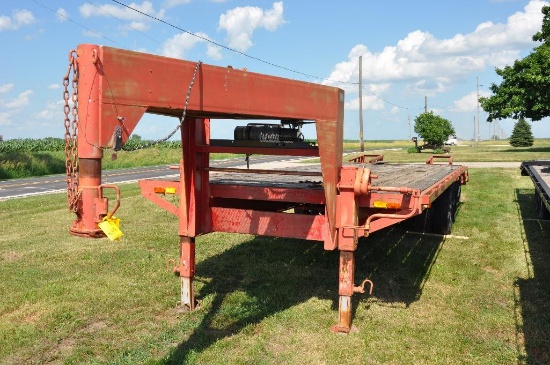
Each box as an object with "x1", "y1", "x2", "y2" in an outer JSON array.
[
  {"x1": 78, "y1": 44, "x2": 343, "y2": 147},
  {"x1": 367, "y1": 163, "x2": 464, "y2": 192},
  {"x1": 209, "y1": 162, "x2": 464, "y2": 193}
]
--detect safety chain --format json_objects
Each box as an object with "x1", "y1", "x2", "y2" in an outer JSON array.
[
  {"x1": 63, "y1": 50, "x2": 80, "y2": 212},
  {"x1": 121, "y1": 60, "x2": 203, "y2": 151}
]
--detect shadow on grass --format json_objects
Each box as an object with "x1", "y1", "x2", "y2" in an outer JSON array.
[
  {"x1": 161, "y1": 222, "x2": 444, "y2": 364},
  {"x1": 515, "y1": 188, "x2": 550, "y2": 365},
  {"x1": 503, "y1": 146, "x2": 550, "y2": 153}
]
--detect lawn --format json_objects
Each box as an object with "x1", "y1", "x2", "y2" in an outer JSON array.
[
  {"x1": 344, "y1": 138, "x2": 550, "y2": 163},
  {"x1": 1, "y1": 165, "x2": 549, "y2": 364}
]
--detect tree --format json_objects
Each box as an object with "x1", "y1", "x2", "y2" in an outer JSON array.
[
  {"x1": 414, "y1": 112, "x2": 455, "y2": 147},
  {"x1": 480, "y1": 6, "x2": 550, "y2": 122},
  {"x1": 509, "y1": 118, "x2": 534, "y2": 147}
]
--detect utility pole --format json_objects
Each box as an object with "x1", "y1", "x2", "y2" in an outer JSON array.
[
  {"x1": 359, "y1": 56, "x2": 364, "y2": 152},
  {"x1": 425, "y1": 96, "x2": 428, "y2": 113},
  {"x1": 477, "y1": 77, "x2": 480, "y2": 143},
  {"x1": 408, "y1": 115, "x2": 411, "y2": 140},
  {"x1": 473, "y1": 117, "x2": 477, "y2": 147}
]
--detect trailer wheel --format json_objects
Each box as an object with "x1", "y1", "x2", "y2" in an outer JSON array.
[
  {"x1": 432, "y1": 187, "x2": 454, "y2": 235},
  {"x1": 451, "y1": 181, "x2": 461, "y2": 222},
  {"x1": 412, "y1": 207, "x2": 433, "y2": 233}
]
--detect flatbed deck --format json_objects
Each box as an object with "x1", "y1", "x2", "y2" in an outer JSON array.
[{"x1": 210, "y1": 162, "x2": 464, "y2": 193}]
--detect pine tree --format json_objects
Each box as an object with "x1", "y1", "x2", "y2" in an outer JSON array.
[{"x1": 509, "y1": 118, "x2": 534, "y2": 147}]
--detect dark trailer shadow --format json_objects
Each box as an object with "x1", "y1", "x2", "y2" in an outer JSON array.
[
  {"x1": 161, "y1": 223, "x2": 444, "y2": 364},
  {"x1": 515, "y1": 188, "x2": 550, "y2": 365}
]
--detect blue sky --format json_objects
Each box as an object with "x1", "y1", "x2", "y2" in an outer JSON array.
[{"x1": 1, "y1": 0, "x2": 550, "y2": 142}]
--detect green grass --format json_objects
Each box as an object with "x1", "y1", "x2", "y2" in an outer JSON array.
[
  {"x1": 0, "y1": 150, "x2": 240, "y2": 179},
  {"x1": 344, "y1": 138, "x2": 550, "y2": 163},
  {"x1": 1, "y1": 168, "x2": 549, "y2": 364},
  {"x1": 2, "y1": 138, "x2": 549, "y2": 179}
]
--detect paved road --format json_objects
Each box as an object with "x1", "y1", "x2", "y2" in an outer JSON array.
[
  {"x1": 0, "y1": 153, "x2": 522, "y2": 201},
  {"x1": 0, "y1": 154, "x2": 308, "y2": 201}
]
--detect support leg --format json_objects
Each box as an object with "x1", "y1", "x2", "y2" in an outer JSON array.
[
  {"x1": 331, "y1": 250, "x2": 355, "y2": 333},
  {"x1": 179, "y1": 236, "x2": 196, "y2": 310}
]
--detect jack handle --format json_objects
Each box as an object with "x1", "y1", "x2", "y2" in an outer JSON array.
[
  {"x1": 353, "y1": 279, "x2": 374, "y2": 294},
  {"x1": 97, "y1": 184, "x2": 120, "y2": 219}
]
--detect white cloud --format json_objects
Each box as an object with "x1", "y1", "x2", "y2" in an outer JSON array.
[
  {"x1": 324, "y1": 0, "x2": 548, "y2": 95},
  {"x1": 160, "y1": 31, "x2": 223, "y2": 60},
  {"x1": 163, "y1": 0, "x2": 191, "y2": 8},
  {"x1": 345, "y1": 84, "x2": 390, "y2": 111},
  {"x1": 206, "y1": 44, "x2": 223, "y2": 60},
  {"x1": 79, "y1": 1, "x2": 164, "y2": 21},
  {"x1": 125, "y1": 21, "x2": 150, "y2": 32},
  {"x1": 48, "y1": 84, "x2": 61, "y2": 90},
  {"x1": 0, "y1": 84, "x2": 14, "y2": 94},
  {"x1": 218, "y1": 1, "x2": 285, "y2": 52},
  {"x1": 56, "y1": 8, "x2": 68, "y2": 22},
  {"x1": 452, "y1": 90, "x2": 492, "y2": 112},
  {"x1": 36, "y1": 100, "x2": 63, "y2": 120},
  {"x1": 0, "y1": 9, "x2": 35, "y2": 31},
  {"x1": 2, "y1": 90, "x2": 32, "y2": 109},
  {"x1": 160, "y1": 32, "x2": 207, "y2": 58},
  {"x1": 0, "y1": 112, "x2": 12, "y2": 126}
]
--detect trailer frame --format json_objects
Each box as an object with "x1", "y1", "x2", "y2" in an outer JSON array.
[{"x1": 65, "y1": 44, "x2": 469, "y2": 332}]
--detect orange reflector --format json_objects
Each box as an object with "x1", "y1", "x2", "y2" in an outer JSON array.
[
  {"x1": 387, "y1": 202, "x2": 401, "y2": 209},
  {"x1": 154, "y1": 187, "x2": 165, "y2": 194},
  {"x1": 373, "y1": 201, "x2": 402, "y2": 209}
]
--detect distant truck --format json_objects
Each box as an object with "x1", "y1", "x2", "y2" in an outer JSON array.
[
  {"x1": 444, "y1": 135, "x2": 458, "y2": 146},
  {"x1": 411, "y1": 136, "x2": 451, "y2": 153},
  {"x1": 521, "y1": 160, "x2": 550, "y2": 220}
]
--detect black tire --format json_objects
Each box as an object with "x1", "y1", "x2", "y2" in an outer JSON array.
[
  {"x1": 431, "y1": 187, "x2": 454, "y2": 235},
  {"x1": 451, "y1": 181, "x2": 461, "y2": 222},
  {"x1": 412, "y1": 207, "x2": 434, "y2": 233}
]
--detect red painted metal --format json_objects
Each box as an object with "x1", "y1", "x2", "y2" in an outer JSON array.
[
  {"x1": 67, "y1": 44, "x2": 470, "y2": 333},
  {"x1": 211, "y1": 207, "x2": 325, "y2": 241},
  {"x1": 139, "y1": 179, "x2": 179, "y2": 216},
  {"x1": 210, "y1": 184, "x2": 325, "y2": 205},
  {"x1": 348, "y1": 153, "x2": 384, "y2": 164},
  {"x1": 426, "y1": 155, "x2": 454, "y2": 165}
]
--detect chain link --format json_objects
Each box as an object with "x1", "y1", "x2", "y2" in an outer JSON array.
[
  {"x1": 122, "y1": 60, "x2": 202, "y2": 151},
  {"x1": 63, "y1": 50, "x2": 80, "y2": 212}
]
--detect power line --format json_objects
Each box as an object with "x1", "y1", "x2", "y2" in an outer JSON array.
[
  {"x1": 110, "y1": 0, "x2": 357, "y2": 85},
  {"x1": 32, "y1": 0, "x2": 473, "y2": 114},
  {"x1": 88, "y1": 1, "x2": 162, "y2": 47},
  {"x1": 361, "y1": 85, "x2": 424, "y2": 111},
  {"x1": 30, "y1": 0, "x2": 126, "y2": 48}
]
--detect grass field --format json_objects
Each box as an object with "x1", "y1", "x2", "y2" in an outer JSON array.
[
  {"x1": 3, "y1": 138, "x2": 549, "y2": 179},
  {"x1": 1, "y1": 164, "x2": 549, "y2": 364},
  {"x1": 344, "y1": 139, "x2": 550, "y2": 163}
]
